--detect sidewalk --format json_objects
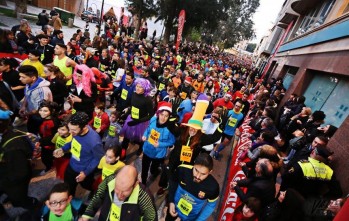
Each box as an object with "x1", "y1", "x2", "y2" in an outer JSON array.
[{"x1": 0, "y1": 0, "x2": 92, "y2": 43}]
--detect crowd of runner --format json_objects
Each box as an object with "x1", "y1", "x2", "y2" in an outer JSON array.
[{"x1": 0, "y1": 14, "x2": 347, "y2": 221}]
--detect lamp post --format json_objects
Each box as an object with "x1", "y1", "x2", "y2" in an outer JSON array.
[
  {"x1": 98, "y1": 0, "x2": 105, "y2": 35},
  {"x1": 86, "y1": 0, "x2": 89, "y2": 10}
]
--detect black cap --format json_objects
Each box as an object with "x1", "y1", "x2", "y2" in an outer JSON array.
[{"x1": 315, "y1": 146, "x2": 333, "y2": 159}]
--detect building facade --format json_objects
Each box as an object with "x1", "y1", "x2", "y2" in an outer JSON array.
[
  {"x1": 31, "y1": 0, "x2": 84, "y2": 14},
  {"x1": 258, "y1": 0, "x2": 349, "y2": 193}
]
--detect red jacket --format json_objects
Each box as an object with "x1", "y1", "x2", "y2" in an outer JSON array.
[
  {"x1": 213, "y1": 98, "x2": 234, "y2": 110},
  {"x1": 39, "y1": 119, "x2": 57, "y2": 149},
  {"x1": 89, "y1": 112, "x2": 110, "y2": 133},
  {"x1": 213, "y1": 80, "x2": 220, "y2": 94}
]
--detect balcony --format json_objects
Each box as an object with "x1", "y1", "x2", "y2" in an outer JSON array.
[
  {"x1": 280, "y1": 12, "x2": 299, "y2": 24},
  {"x1": 291, "y1": 0, "x2": 318, "y2": 14}
]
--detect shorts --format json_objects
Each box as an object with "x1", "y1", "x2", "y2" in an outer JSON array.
[{"x1": 221, "y1": 133, "x2": 234, "y2": 142}]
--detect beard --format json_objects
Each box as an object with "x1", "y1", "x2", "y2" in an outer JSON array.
[{"x1": 193, "y1": 177, "x2": 201, "y2": 183}]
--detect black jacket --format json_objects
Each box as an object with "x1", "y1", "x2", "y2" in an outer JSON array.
[
  {"x1": 35, "y1": 43, "x2": 55, "y2": 65},
  {"x1": 234, "y1": 175, "x2": 276, "y2": 209},
  {"x1": 37, "y1": 12, "x2": 49, "y2": 26},
  {"x1": 0, "y1": 129, "x2": 33, "y2": 207},
  {"x1": 70, "y1": 82, "x2": 98, "y2": 119}
]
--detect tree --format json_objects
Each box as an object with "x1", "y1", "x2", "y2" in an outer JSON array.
[
  {"x1": 212, "y1": 0, "x2": 260, "y2": 48},
  {"x1": 155, "y1": 0, "x2": 224, "y2": 44},
  {"x1": 126, "y1": 0, "x2": 157, "y2": 40},
  {"x1": 15, "y1": 0, "x2": 27, "y2": 14},
  {"x1": 155, "y1": 0, "x2": 259, "y2": 47}
]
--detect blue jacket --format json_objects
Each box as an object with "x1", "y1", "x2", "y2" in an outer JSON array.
[
  {"x1": 142, "y1": 116, "x2": 175, "y2": 159},
  {"x1": 62, "y1": 127, "x2": 104, "y2": 176},
  {"x1": 114, "y1": 74, "x2": 135, "y2": 110}
]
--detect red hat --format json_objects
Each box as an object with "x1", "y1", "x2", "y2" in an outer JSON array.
[
  {"x1": 225, "y1": 92, "x2": 233, "y2": 99},
  {"x1": 185, "y1": 76, "x2": 192, "y2": 84},
  {"x1": 157, "y1": 101, "x2": 172, "y2": 113}
]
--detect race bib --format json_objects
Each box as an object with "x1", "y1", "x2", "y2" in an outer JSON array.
[
  {"x1": 148, "y1": 129, "x2": 160, "y2": 145},
  {"x1": 56, "y1": 136, "x2": 66, "y2": 149},
  {"x1": 102, "y1": 167, "x2": 115, "y2": 180},
  {"x1": 177, "y1": 198, "x2": 193, "y2": 216},
  {"x1": 180, "y1": 146, "x2": 192, "y2": 163},
  {"x1": 71, "y1": 138, "x2": 82, "y2": 161},
  {"x1": 158, "y1": 83, "x2": 165, "y2": 91},
  {"x1": 121, "y1": 89, "x2": 128, "y2": 100},
  {"x1": 228, "y1": 118, "x2": 237, "y2": 127},
  {"x1": 131, "y1": 106, "x2": 139, "y2": 119},
  {"x1": 110, "y1": 203, "x2": 121, "y2": 221},
  {"x1": 108, "y1": 125, "x2": 116, "y2": 137},
  {"x1": 180, "y1": 92, "x2": 187, "y2": 100},
  {"x1": 93, "y1": 117, "x2": 102, "y2": 129}
]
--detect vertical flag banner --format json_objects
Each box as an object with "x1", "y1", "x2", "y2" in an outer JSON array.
[{"x1": 176, "y1": 10, "x2": 186, "y2": 53}]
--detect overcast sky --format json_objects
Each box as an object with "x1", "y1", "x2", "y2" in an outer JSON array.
[{"x1": 252, "y1": 0, "x2": 285, "y2": 43}]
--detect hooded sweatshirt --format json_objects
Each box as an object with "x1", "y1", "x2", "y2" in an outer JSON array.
[{"x1": 24, "y1": 77, "x2": 52, "y2": 112}]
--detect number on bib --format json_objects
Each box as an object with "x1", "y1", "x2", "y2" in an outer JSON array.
[
  {"x1": 131, "y1": 106, "x2": 140, "y2": 119},
  {"x1": 56, "y1": 136, "x2": 66, "y2": 149},
  {"x1": 228, "y1": 118, "x2": 237, "y2": 127},
  {"x1": 110, "y1": 203, "x2": 121, "y2": 221},
  {"x1": 158, "y1": 83, "x2": 165, "y2": 91},
  {"x1": 121, "y1": 89, "x2": 128, "y2": 100},
  {"x1": 71, "y1": 139, "x2": 82, "y2": 161},
  {"x1": 148, "y1": 129, "x2": 160, "y2": 145},
  {"x1": 180, "y1": 146, "x2": 193, "y2": 163},
  {"x1": 177, "y1": 198, "x2": 193, "y2": 216},
  {"x1": 93, "y1": 117, "x2": 102, "y2": 129},
  {"x1": 108, "y1": 125, "x2": 116, "y2": 137}
]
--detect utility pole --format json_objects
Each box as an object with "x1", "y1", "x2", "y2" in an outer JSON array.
[{"x1": 98, "y1": 0, "x2": 105, "y2": 36}]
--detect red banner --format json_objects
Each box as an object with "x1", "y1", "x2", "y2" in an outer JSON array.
[
  {"x1": 176, "y1": 10, "x2": 185, "y2": 53},
  {"x1": 218, "y1": 117, "x2": 253, "y2": 220},
  {"x1": 0, "y1": 53, "x2": 28, "y2": 61}
]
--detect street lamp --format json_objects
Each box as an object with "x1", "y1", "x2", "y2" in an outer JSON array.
[{"x1": 98, "y1": 0, "x2": 105, "y2": 35}]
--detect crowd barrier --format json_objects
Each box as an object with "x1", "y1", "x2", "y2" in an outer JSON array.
[{"x1": 218, "y1": 116, "x2": 254, "y2": 220}]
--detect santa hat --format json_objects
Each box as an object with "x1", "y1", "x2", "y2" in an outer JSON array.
[
  {"x1": 185, "y1": 76, "x2": 192, "y2": 84},
  {"x1": 182, "y1": 93, "x2": 209, "y2": 130},
  {"x1": 225, "y1": 92, "x2": 233, "y2": 99},
  {"x1": 157, "y1": 101, "x2": 172, "y2": 113}
]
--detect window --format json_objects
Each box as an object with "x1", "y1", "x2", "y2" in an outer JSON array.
[
  {"x1": 283, "y1": 66, "x2": 299, "y2": 89},
  {"x1": 303, "y1": 71, "x2": 349, "y2": 127},
  {"x1": 294, "y1": 0, "x2": 336, "y2": 37}
]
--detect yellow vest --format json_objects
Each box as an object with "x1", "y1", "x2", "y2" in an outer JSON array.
[
  {"x1": 54, "y1": 56, "x2": 72, "y2": 85},
  {"x1": 298, "y1": 157, "x2": 333, "y2": 181}
]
